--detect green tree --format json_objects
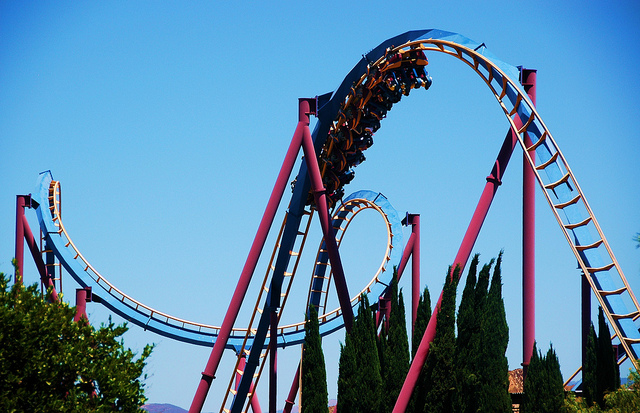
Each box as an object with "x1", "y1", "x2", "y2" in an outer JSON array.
[
  {"x1": 522, "y1": 342, "x2": 565, "y2": 413},
  {"x1": 596, "y1": 307, "x2": 620, "y2": 408},
  {"x1": 412, "y1": 285, "x2": 431, "y2": 359},
  {"x1": 422, "y1": 266, "x2": 460, "y2": 413},
  {"x1": 478, "y1": 251, "x2": 511, "y2": 412},
  {"x1": 381, "y1": 275, "x2": 410, "y2": 413},
  {"x1": 337, "y1": 332, "x2": 357, "y2": 412},
  {"x1": 337, "y1": 294, "x2": 382, "y2": 413},
  {"x1": 522, "y1": 342, "x2": 544, "y2": 413},
  {"x1": 408, "y1": 285, "x2": 432, "y2": 413},
  {"x1": 602, "y1": 368, "x2": 640, "y2": 412},
  {"x1": 455, "y1": 254, "x2": 481, "y2": 413},
  {"x1": 302, "y1": 305, "x2": 328, "y2": 413},
  {"x1": 0, "y1": 271, "x2": 152, "y2": 412},
  {"x1": 583, "y1": 323, "x2": 598, "y2": 407}
]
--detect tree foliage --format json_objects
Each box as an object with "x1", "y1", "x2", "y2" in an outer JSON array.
[
  {"x1": 455, "y1": 254, "x2": 481, "y2": 413},
  {"x1": 412, "y1": 285, "x2": 431, "y2": 359},
  {"x1": 478, "y1": 251, "x2": 511, "y2": 412},
  {"x1": 583, "y1": 323, "x2": 598, "y2": 407},
  {"x1": 0, "y1": 271, "x2": 152, "y2": 412},
  {"x1": 422, "y1": 266, "x2": 460, "y2": 413},
  {"x1": 522, "y1": 342, "x2": 565, "y2": 413},
  {"x1": 380, "y1": 274, "x2": 410, "y2": 413},
  {"x1": 409, "y1": 285, "x2": 432, "y2": 413},
  {"x1": 596, "y1": 307, "x2": 620, "y2": 408},
  {"x1": 337, "y1": 294, "x2": 382, "y2": 413},
  {"x1": 302, "y1": 305, "x2": 328, "y2": 413}
]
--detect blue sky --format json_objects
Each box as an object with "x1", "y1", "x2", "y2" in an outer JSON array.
[{"x1": 1, "y1": 1, "x2": 639, "y2": 410}]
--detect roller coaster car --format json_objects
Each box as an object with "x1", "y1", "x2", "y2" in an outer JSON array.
[
  {"x1": 407, "y1": 49, "x2": 429, "y2": 66},
  {"x1": 322, "y1": 169, "x2": 340, "y2": 193},
  {"x1": 345, "y1": 150, "x2": 366, "y2": 167},
  {"x1": 352, "y1": 116, "x2": 380, "y2": 136},
  {"x1": 332, "y1": 126, "x2": 354, "y2": 151},
  {"x1": 354, "y1": 134, "x2": 373, "y2": 151},
  {"x1": 373, "y1": 82, "x2": 402, "y2": 104},
  {"x1": 338, "y1": 170, "x2": 356, "y2": 186}
]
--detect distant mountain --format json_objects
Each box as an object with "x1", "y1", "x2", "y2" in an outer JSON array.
[
  {"x1": 142, "y1": 404, "x2": 187, "y2": 413},
  {"x1": 142, "y1": 398, "x2": 336, "y2": 413}
]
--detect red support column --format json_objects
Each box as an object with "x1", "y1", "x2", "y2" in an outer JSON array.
[
  {"x1": 396, "y1": 214, "x2": 421, "y2": 332},
  {"x1": 269, "y1": 309, "x2": 278, "y2": 413},
  {"x1": 189, "y1": 102, "x2": 309, "y2": 413},
  {"x1": 521, "y1": 68, "x2": 537, "y2": 376},
  {"x1": 393, "y1": 124, "x2": 519, "y2": 413},
  {"x1": 409, "y1": 215, "x2": 420, "y2": 332},
  {"x1": 74, "y1": 287, "x2": 92, "y2": 322},
  {"x1": 14, "y1": 195, "x2": 27, "y2": 284},
  {"x1": 282, "y1": 364, "x2": 300, "y2": 413},
  {"x1": 581, "y1": 269, "x2": 591, "y2": 374}
]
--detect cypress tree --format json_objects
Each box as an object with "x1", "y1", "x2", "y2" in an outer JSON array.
[
  {"x1": 478, "y1": 252, "x2": 511, "y2": 412},
  {"x1": 422, "y1": 266, "x2": 460, "y2": 413},
  {"x1": 522, "y1": 342, "x2": 543, "y2": 413},
  {"x1": 583, "y1": 323, "x2": 598, "y2": 407},
  {"x1": 454, "y1": 254, "x2": 480, "y2": 413},
  {"x1": 596, "y1": 306, "x2": 620, "y2": 407},
  {"x1": 301, "y1": 305, "x2": 328, "y2": 413},
  {"x1": 544, "y1": 345, "x2": 565, "y2": 412},
  {"x1": 337, "y1": 295, "x2": 382, "y2": 413},
  {"x1": 522, "y1": 342, "x2": 565, "y2": 413},
  {"x1": 408, "y1": 285, "x2": 432, "y2": 413},
  {"x1": 337, "y1": 332, "x2": 357, "y2": 412},
  {"x1": 355, "y1": 294, "x2": 383, "y2": 412},
  {"x1": 412, "y1": 285, "x2": 431, "y2": 358},
  {"x1": 381, "y1": 279, "x2": 410, "y2": 413}
]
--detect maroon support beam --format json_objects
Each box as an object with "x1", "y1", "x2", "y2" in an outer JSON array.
[
  {"x1": 407, "y1": 215, "x2": 421, "y2": 332},
  {"x1": 15, "y1": 195, "x2": 27, "y2": 283},
  {"x1": 393, "y1": 124, "x2": 520, "y2": 412},
  {"x1": 521, "y1": 68, "x2": 537, "y2": 376},
  {"x1": 282, "y1": 363, "x2": 300, "y2": 413},
  {"x1": 581, "y1": 269, "x2": 591, "y2": 374},
  {"x1": 189, "y1": 102, "x2": 310, "y2": 413},
  {"x1": 22, "y1": 212, "x2": 60, "y2": 302},
  {"x1": 74, "y1": 287, "x2": 92, "y2": 322},
  {"x1": 269, "y1": 309, "x2": 278, "y2": 413}
]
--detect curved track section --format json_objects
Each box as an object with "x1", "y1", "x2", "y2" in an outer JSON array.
[
  {"x1": 33, "y1": 173, "x2": 402, "y2": 349},
  {"x1": 304, "y1": 29, "x2": 640, "y2": 367}
]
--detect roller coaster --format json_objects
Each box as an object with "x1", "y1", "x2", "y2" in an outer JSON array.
[{"x1": 14, "y1": 29, "x2": 640, "y2": 413}]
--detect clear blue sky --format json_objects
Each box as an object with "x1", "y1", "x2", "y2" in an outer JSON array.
[{"x1": 1, "y1": 1, "x2": 639, "y2": 410}]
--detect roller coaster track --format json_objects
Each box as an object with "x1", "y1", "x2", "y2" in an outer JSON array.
[
  {"x1": 27, "y1": 28, "x2": 640, "y2": 412},
  {"x1": 33, "y1": 174, "x2": 402, "y2": 349}
]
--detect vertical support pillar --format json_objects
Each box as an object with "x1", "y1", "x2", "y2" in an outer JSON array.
[
  {"x1": 409, "y1": 215, "x2": 420, "y2": 332},
  {"x1": 521, "y1": 68, "x2": 537, "y2": 376},
  {"x1": 15, "y1": 195, "x2": 27, "y2": 284},
  {"x1": 74, "y1": 287, "x2": 92, "y2": 322},
  {"x1": 581, "y1": 269, "x2": 591, "y2": 374},
  {"x1": 269, "y1": 309, "x2": 278, "y2": 413}
]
